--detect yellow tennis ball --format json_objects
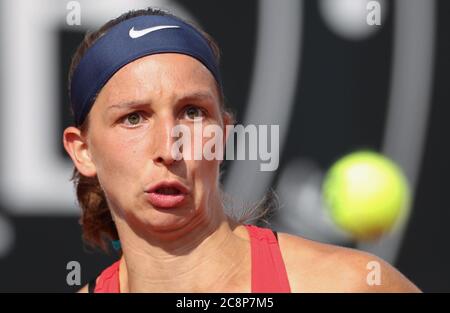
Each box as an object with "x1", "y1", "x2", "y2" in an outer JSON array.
[{"x1": 322, "y1": 151, "x2": 411, "y2": 241}]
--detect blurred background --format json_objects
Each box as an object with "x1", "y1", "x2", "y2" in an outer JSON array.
[{"x1": 0, "y1": 0, "x2": 448, "y2": 292}]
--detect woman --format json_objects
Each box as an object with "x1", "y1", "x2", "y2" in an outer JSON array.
[{"x1": 63, "y1": 8, "x2": 420, "y2": 293}]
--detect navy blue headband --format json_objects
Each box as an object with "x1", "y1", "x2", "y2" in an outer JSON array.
[{"x1": 71, "y1": 15, "x2": 222, "y2": 126}]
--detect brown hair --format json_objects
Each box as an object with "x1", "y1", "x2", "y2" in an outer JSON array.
[{"x1": 68, "y1": 7, "x2": 273, "y2": 252}]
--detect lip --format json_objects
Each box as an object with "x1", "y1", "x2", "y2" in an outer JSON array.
[{"x1": 144, "y1": 180, "x2": 190, "y2": 209}]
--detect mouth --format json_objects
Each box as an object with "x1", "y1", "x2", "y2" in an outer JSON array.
[
  {"x1": 154, "y1": 186, "x2": 183, "y2": 195},
  {"x1": 144, "y1": 181, "x2": 189, "y2": 209}
]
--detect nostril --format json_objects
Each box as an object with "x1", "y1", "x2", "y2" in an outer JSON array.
[{"x1": 154, "y1": 155, "x2": 177, "y2": 166}]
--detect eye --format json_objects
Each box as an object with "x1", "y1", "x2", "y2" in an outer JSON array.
[
  {"x1": 184, "y1": 106, "x2": 205, "y2": 121},
  {"x1": 121, "y1": 112, "x2": 145, "y2": 127}
]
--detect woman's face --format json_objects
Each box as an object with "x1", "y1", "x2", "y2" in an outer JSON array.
[{"x1": 83, "y1": 54, "x2": 227, "y2": 233}]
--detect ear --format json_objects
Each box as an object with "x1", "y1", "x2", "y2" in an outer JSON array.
[{"x1": 63, "y1": 126, "x2": 97, "y2": 177}]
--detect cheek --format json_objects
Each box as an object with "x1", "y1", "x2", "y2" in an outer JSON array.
[
  {"x1": 90, "y1": 128, "x2": 148, "y2": 186},
  {"x1": 188, "y1": 126, "x2": 222, "y2": 190},
  {"x1": 188, "y1": 158, "x2": 220, "y2": 198}
]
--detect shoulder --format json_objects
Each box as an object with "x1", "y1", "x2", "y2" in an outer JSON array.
[
  {"x1": 77, "y1": 275, "x2": 100, "y2": 293},
  {"x1": 276, "y1": 232, "x2": 421, "y2": 292},
  {"x1": 77, "y1": 284, "x2": 89, "y2": 293}
]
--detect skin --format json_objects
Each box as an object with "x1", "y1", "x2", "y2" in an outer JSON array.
[{"x1": 64, "y1": 53, "x2": 420, "y2": 293}]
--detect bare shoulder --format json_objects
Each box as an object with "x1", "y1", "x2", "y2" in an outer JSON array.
[
  {"x1": 77, "y1": 284, "x2": 89, "y2": 293},
  {"x1": 276, "y1": 232, "x2": 421, "y2": 293},
  {"x1": 77, "y1": 275, "x2": 100, "y2": 293}
]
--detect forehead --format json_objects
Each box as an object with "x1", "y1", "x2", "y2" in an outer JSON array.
[{"x1": 97, "y1": 53, "x2": 220, "y2": 103}]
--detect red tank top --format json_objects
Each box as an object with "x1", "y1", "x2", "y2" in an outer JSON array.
[{"x1": 93, "y1": 224, "x2": 291, "y2": 292}]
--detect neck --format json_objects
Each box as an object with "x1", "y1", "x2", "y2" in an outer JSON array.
[{"x1": 113, "y1": 201, "x2": 251, "y2": 292}]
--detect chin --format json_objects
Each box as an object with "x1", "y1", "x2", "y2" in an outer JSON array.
[{"x1": 136, "y1": 205, "x2": 195, "y2": 232}]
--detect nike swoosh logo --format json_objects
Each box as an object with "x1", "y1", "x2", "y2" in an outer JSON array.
[{"x1": 129, "y1": 25, "x2": 180, "y2": 39}]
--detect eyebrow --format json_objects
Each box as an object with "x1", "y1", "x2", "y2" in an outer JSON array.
[
  {"x1": 178, "y1": 91, "x2": 216, "y2": 103},
  {"x1": 107, "y1": 101, "x2": 149, "y2": 112},
  {"x1": 106, "y1": 91, "x2": 217, "y2": 112}
]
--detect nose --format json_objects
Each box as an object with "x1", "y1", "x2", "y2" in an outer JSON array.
[{"x1": 152, "y1": 115, "x2": 181, "y2": 166}]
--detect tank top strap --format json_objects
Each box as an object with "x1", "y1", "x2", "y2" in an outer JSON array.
[
  {"x1": 92, "y1": 260, "x2": 120, "y2": 293},
  {"x1": 245, "y1": 224, "x2": 291, "y2": 293}
]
